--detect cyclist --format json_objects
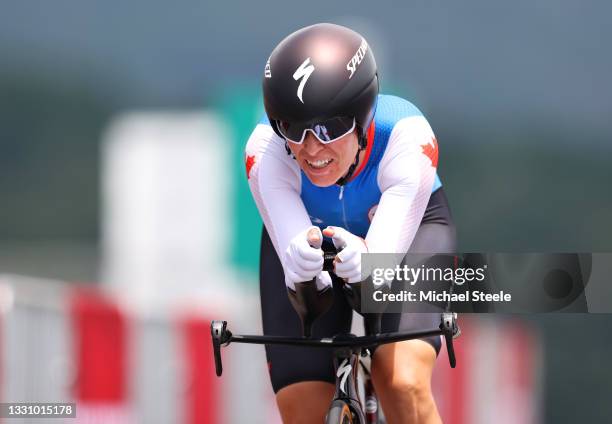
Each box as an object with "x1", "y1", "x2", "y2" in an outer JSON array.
[{"x1": 245, "y1": 23, "x2": 456, "y2": 424}]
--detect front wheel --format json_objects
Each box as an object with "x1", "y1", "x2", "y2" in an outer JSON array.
[{"x1": 326, "y1": 400, "x2": 359, "y2": 424}]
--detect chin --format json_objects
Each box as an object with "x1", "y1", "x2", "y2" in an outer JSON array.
[
  {"x1": 310, "y1": 178, "x2": 336, "y2": 187},
  {"x1": 306, "y1": 172, "x2": 339, "y2": 187}
]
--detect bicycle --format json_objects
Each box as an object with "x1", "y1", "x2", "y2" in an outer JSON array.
[{"x1": 211, "y1": 252, "x2": 460, "y2": 423}]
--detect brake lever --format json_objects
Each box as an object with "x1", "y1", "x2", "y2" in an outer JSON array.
[
  {"x1": 440, "y1": 312, "x2": 459, "y2": 368},
  {"x1": 211, "y1": 320, "x2": 231, "y2": 377}
]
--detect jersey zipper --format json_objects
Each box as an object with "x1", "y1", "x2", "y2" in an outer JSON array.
[{"x1": 338, "y1": 185, "x2": 350, "y2": 231}]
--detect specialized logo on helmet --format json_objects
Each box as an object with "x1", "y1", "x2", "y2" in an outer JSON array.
[
  {"x1": 264, "y1": 57, "x2": 272, "y2": 78},
  {"x1": 293, "y1": 57, "x2": 315, "y2": 104},
  {"x1": 346, "y1": 38, "x2": 368, "y2": 79}
]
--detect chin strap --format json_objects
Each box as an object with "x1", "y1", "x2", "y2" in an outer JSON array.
[
  {"x1": 335, "y1": 132, "x2": 367, "y2": 186},
  {"x1": 284, "y1": 141, "x2": 295, "y2": 158}
]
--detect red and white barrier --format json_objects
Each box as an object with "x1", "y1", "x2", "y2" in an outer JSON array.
[
  {"x1": 0, "y1": 276, "x2": 540, "y2": 424},
  {"x1": 433, "y1": 317, "x2": 542, "y2": 424},
  {"x1": 0, "y1": 276, "x2": 231, "y2": 424}
]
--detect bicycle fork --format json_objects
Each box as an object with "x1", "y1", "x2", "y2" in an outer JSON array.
[
  {"x1": 362, "y1": 365, "x2": 378, "y2": 423},
  {"x1": 332, "y1": 348, "x2": 366, "y2": 422}
]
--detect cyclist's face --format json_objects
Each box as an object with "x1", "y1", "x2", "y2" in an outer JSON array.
[{"x1": 287, "y1": 129, "x2": 359, "y2": 187}]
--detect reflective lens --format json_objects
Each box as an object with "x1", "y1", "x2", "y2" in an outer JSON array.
[{"x1": 277, "y1": 117, "x2": 356, "y2": 144}]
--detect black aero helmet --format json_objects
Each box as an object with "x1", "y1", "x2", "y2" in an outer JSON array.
[{"x1": 263, "y1": 23, "x2": 379, "y2": 143}]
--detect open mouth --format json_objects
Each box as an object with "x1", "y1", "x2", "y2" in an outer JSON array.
[{"x1": 306, "y1": 158, "x2": 333, "y2": 169}]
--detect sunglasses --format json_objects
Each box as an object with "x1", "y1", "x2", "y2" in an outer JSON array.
[{"x1": 276, "y1": 117, "x2": 356, "y2": 144}]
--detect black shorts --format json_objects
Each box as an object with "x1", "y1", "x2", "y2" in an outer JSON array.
[{"x1": 259, "y1": 188, "x2": 456, "y2": 393}]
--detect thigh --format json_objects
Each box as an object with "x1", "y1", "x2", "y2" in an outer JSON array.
[
  {"x1": 259, "y1": 227, "x2": 353, "y2": 393},
  {"x1": 276, "y1": 381, "x2": 335, "y2": 424},
  {"x1": 371, "y1": 339, "x2": 442, "y2": 423}
]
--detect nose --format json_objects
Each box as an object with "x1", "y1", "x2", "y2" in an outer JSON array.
[{"x1": 302, "y1": 131, "x2": 325, "y2": 155}]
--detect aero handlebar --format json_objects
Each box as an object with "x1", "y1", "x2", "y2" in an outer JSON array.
[{"x1": 211, "y1": 312, "x2": 458, "y2": 377}]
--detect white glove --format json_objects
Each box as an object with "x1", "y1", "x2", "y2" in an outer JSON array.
[
  {"x1": 283, "y1": 226, "x2": 326, "y2": 289},
  {"x1": 323, "y1": 226, "x2": 368, "y2": 284}
]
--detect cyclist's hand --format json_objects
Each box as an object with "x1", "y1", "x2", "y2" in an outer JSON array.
[
  {"x1": 284, "y1": 226, "x2": 325, "y2": 289},
  {"x1": 322, "y1": 226, "x2": 367, "y2": 284}
]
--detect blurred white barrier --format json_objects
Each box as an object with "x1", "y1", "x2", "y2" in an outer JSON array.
[
  {"x1": 1, "y1": 277, "x2": 73, "y2": 424},
  {"x1": 101, "y1": 111, "x2": 233, "y2": 310}
]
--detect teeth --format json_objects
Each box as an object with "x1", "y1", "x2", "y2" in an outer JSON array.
[{"x1": 307, "y1": 158, "x2": 332, "y2": 169}]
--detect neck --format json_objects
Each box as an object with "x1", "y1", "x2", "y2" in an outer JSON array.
[
  {"x1": 337, "y1": 146, "x2": 367, "y2": 186},
  {"x1": 355, "y1": 148, "x2": 366, "y2": 171}
]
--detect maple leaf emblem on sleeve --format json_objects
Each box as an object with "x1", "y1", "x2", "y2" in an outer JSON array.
[
  {"x1": 245, "y1": 154, "x2": 256, "y2": 179},
  {"x1": 421, "y1": 137, "x2": 438, "y2": 168}
]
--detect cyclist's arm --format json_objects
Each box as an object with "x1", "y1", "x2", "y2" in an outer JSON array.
[
  {"x1": 365, "y1": 115, "x2": 438, "y2": 253},
  {"x1": 245, "y1": 123, "x2": 313, "y2": 281}
]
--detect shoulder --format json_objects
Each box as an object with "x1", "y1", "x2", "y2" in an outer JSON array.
[
  {"x1": 374, "y1": 94, "x2": 426, "y2": 130},
  {"x1": 374, "y1": 95, "x2": 438, "y2": 186},
  {"x1": 370, "y1": 95, "x2": 435, "y2": 163},
  {"x1": 245, "y1": 116, "x2": 284, "y2": 158},
  {"x1": 245, "y1": 117, "x2": 301, "y2": 182},
  {"x1": 373, "y1": 95, "x2": 433, "y2": 143}
]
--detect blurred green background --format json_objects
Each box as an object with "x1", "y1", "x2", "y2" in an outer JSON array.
[{"x1": 1, "y1": 1, "x2": 611, "y2": 422}]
